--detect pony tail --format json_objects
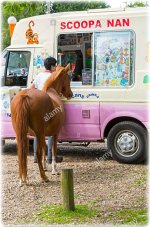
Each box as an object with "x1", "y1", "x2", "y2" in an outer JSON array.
[{"x1": 15, "y1": 94, "x2": 30, "y2": 182}]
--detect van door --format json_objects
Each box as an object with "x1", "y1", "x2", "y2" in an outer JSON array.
[{"x1": 1, "y1": 48, "x2": 34, "y2": 138}]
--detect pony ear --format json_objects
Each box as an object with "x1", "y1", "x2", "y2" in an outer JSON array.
[{"x1": 65, "y1": 63, "x2": 70, "y2": 73}]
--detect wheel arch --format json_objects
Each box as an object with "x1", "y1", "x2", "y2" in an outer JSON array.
[{"x1": 104, "y1": 117, "x2": 147, "y2": 138}]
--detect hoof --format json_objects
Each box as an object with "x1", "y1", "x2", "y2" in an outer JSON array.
[
  {"x1": 56, "y1": 156, "x2": 63, "y2": 163},
  {"x1": 52, "y1": 171, "x2": 60, "y2": 175},
  {"x1": 41, "y1": 176, "x2": 50, "y2": 182},
  {"x1": 47, "y1": 156, "x2": 63, "y2": 164},
  {"x1": 47, "y1": 159, "x2": 51, "y2": 164},
  {"x1": 19, "y1": 180, "x2": 28, "y2": 187}
]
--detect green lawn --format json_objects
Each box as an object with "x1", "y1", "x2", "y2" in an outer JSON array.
[
  {"x1": 24, "y1": 204, "x2": 148, "y2": 225},
  {"x1": 101, "y1": 208, "x2": 148, "y2": 225}
]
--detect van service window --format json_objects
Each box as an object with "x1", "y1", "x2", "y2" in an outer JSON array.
[
  {"x1": 57, "y1": 33, "x2": 93, "y2": 86},
  {"x1": 5, "y1": 51, "x2": 31, "y2": 87},
  {"x1": 94, "y1": 31, "x2": 135, "y2": 87}
]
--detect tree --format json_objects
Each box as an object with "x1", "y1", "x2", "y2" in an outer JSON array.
[
  {"x1": 2, "y1": 2, "x2": 47, "y2": 50},
  {"x1": 128, "y1": 1, "x2": 149, "y2": 7},
  {"x1": 50, "y1": 1, "x2": 110, "y2": 13}
]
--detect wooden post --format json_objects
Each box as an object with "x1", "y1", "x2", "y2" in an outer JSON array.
[{"x1": 61, "y1": 169, "x2": 75, "y2": 211}]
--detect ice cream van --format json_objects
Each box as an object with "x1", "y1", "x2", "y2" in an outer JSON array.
[{"x1": 1, "y1": 7, "x2": 149, "y2": 163}]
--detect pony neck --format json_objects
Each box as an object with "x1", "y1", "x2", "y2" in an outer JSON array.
[{"x1": 42, "y1": 68, "x2": 63, "y2": 95}]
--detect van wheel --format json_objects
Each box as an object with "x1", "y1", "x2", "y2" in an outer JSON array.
[
  {"x1": 1, "y1": 139, "x2": 5, "y2": 146},
  {"x1": 107, "y1": 121, "x2": 147, "y2": 164}
]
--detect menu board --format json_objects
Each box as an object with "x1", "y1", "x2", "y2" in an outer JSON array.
[
  {"x1": 82, "y1": 69, "x2": 92, "y2": 85},
  {"x1": 94, "y1": 31, "x2": 134, "y2": 87}
]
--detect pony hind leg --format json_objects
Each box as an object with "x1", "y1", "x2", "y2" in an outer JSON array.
[
  {"x1": 36, "y1": 135, "x2": 49, "y2": 182},
  {"x1": 17, "y1": 136, "x2": 29, "y2": 186}
]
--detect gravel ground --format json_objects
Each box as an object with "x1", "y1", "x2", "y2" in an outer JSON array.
[{"x1": 1, "y1": 140, "x2": 148, "y2": 225}]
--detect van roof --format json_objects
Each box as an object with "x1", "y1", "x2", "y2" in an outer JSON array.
[
  {"x1": 10, "y1": 6, "x2": 149, "y2": 50},
  {"x1": 19, "y1": 6, "x2": 149, "y2": 22}
]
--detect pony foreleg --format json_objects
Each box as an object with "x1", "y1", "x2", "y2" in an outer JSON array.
[
  {"x1": 51, "y1": 136, "x2": 58, "y2": 175},
  {"x1": 19, "y1": 177, "x2": 29, "y2": 187},
  {"x1": 42, "y1": 147, "x2": 47, "y2": 171},
  {"x1": 52, "y1": 157, "x2": 57, "y2": 175}
]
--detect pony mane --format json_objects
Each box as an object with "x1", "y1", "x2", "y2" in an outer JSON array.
[{"x1": 42, "y1": 67, "x2": 65, "y2": 92}]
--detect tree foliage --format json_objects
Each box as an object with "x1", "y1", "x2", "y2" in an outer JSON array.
[
  {"x1": 128, "y1": 1, "x2": 149, "y2": 7},
  {"x1": 50, "y1": 1, "x2": 110, "y2": 13},
  {"x1": 2, "y1": 2, "x2": 46, "y2": 50},
  {"x1": 2, "y1": 1, "x2": 148, "y2": 50},
  {"x1": 2, "y1": 1, "x2": 110, "y2": 49}
]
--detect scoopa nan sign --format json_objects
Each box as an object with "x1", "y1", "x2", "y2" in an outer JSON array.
[{"x1": 60, "y1": 18, "x2": 130, "y2": 30}]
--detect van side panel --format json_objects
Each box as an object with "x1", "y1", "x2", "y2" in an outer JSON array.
[
  {"x1": 100, "y1": 103, "x2": 149, "y2": 139},
  {"x1": 1, "y1": 114, "x2": 15, "y2": 138},
  {"x1": 59, "y1": 103, "x2": 100, "y2": 141}
]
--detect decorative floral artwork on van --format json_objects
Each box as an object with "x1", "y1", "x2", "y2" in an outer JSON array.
[
  {"x1": 1, "y1": 87, "x2": 21, "y2": 117},
  {"x1": 33, "y1": 50, "x2": 50, "y2": 74},
  {"x1": 143, "y1": 74, "x2": 150, "y2": 87},
  {"x1": 33, "y1": 55, "x2": 44, "y2": 67},
  {"x1": 33, "y1": 50, "x2": 49, "y2": 67},
  {"x1": 25, "y1": 20, "x2": 39, "y2": 44},
  {"x1": 94, "y1": 31, "x2": 134, "y2": 87}
]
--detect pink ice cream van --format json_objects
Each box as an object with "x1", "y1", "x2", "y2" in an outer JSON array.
[{"x1": 1, "y1": 7, "x2": 149, "y2": 164}]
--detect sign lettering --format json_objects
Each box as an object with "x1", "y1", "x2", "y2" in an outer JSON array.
[{"x1": 60, "y1": 18, "x2": 130, "y2": 30}]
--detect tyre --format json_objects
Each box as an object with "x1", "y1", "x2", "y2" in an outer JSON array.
[
  {"x1": 29, "y1": 139, "x2": 34, "y2": 146},
  {"x1": 1, "y1": 139, "x2": 5, "y2": 146},
  {"x1": 107, "y1": 121, "x2": 147, "y2": 164}
]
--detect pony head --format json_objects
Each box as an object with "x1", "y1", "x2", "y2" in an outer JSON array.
[
  {"x1": 60, "y1": 64, "x2": 73, "y2": 99},
  {"x1": 43, "y1": 64, "x2": 73, "y2": 99}
]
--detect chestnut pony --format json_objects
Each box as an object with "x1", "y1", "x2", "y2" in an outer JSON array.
[{"x1": 11, "y1": 64, "x2": 73, "y2": 185}]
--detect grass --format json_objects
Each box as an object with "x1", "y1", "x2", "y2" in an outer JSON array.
[
  {"x1": 26, "y1": 204, "x2": 148, "y2": 225},
  {"x1": 134, "y1": 169, "x2": 148, "y2": 186},
  {"x1": 31, "y1": 204, "x2": 98, "y2": 224},
  {"x1": 102, "y1": 208, "x2": 148, "y2": 225},
  {"x1": 134, "y1": 176, "x2": 147, "y2": 186}
]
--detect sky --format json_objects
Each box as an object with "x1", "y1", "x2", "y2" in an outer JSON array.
[
  {"x1": 106, "y1": 0, "x2": 131, "y2": 8},
  {"x1": 71, "y1": 0, "x2": 149, "y2": 8},
  {"x1": 105, "y1": 0, "x2": 147, "y2": 8}
]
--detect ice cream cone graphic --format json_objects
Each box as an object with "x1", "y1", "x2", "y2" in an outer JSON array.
[{"x1": 8, "y1": 16, "x2": 17, "y2": 38}]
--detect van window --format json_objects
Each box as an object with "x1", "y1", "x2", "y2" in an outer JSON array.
[
  {"x1": 0, "y1": 50, "x2": 8, "y2": 86},
  {"x1": 57, "y1": 33, "x2": 93, "y2": 86},
  {"x1": 94, "y1": 31, "x2": 135, "y2": 87},
  {"x1": 5, "y1": 51, "x2": 31, "y2": 87}
]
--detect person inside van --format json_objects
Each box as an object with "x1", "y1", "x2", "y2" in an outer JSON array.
[
  {"x1": 30, "y1": 57, "x2": 62, "y2": 163},
  {"x1": 72, "y1": 50, "x2": 83, "y2": 81},
  {"x1": 30, "y1": 56, "x2": 57, "y2": 89}
]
